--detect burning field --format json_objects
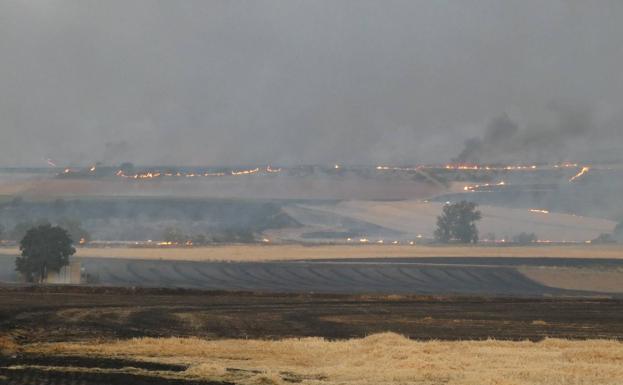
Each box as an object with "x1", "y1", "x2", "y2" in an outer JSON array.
[
  {"x1": 282, "y1": 200, "x2": 616, "y2": 243},
  {"x1": 4, "y1": 3, "x2": 623, "y2": 383},
  {"x1": 1, "y1": 163, "x2": 623, "y2": 384},
  {"x1": 0, "y1": 161, "x2": 620, "y2": 242},
  {"x1": 0, "y1": 165, "x2": 444, "y2": 200}
]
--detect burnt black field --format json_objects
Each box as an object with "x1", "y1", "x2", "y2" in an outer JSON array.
[
  {"x1": 3, "y1": 286, "x2": 622, "y2": 385},
  {"x1": 2, "y1": 286, "x2": 623, "y2": 343}
]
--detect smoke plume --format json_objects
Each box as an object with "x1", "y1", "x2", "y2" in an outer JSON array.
[{"x1": 454, "y1": 102, "x2": 595, "y2": 164}]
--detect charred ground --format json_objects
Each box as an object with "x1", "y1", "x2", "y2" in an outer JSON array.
[
  {"x1": 2, "y1": 287, "x2": 623, "y2": 384},
  {"x1": 2, "y1": 286, "x2": 623, "y2": 343}
]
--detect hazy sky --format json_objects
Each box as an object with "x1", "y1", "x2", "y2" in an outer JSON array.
[{"x1": 1, "y1": 0, "x2": 622, "y2": 166}]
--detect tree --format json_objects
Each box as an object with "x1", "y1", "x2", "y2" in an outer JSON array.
[
  {"x1": 15, "y1": 224, "x2": 75, "y2": 283},
  {"x1": 591, "y1": 233, "x2": 615, "y2": 244},
  {"x1": 513, "y1": 232, "x2": 538, "y2": 245},
  {"x1": 434, "y1": 201, "x2": 482, "y2": 243}
]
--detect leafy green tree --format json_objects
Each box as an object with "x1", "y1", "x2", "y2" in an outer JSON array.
[
  {"x1": 434, "y1": 201, "x2": 482, "y2": 243},
  {"x1": 15, "y1": 224, "x2": 75, "y2": 283}
]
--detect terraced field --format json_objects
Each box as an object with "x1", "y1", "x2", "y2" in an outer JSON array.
[
  {"x1": 78, "y1": 258, "x2": 547, "y2": 295},
  {"x1": 67, "y1": 256, "x2": 623, "y2": 296},
  {"x1": 3, "y1": 254, "x2": 622, "y2": 296}
]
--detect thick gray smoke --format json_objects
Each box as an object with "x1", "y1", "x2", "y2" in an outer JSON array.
[
  {"x1": 1, "y1": 1, "x2": 623, "y2": 166},
  {"x1": 454, "y1": 114, "x2": 519, "y2": 164},
  {"x1": 454, "y1": 102, "x2": 598, "y2": 164}
]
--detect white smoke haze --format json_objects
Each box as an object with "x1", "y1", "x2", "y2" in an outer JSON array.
[{"x1": 1, "y1": 1, "x2": 622, "y2": 166}]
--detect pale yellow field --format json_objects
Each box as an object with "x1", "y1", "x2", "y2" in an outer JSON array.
[
  {"x1": 521, "y1": 266, "x2": 623, "y2": 293},
  {"x1": 28, "y1": 333, "x2": 623, "y2": 385},
  {"x1": 2, "y1": 243, "x2": 622, "y2": 262},
  {"x1": 288, "y1": 201, "x2": 617, "y2": 243},
  {"x1": 74, "y1": 244, "x2": 623, "y2": 261}
]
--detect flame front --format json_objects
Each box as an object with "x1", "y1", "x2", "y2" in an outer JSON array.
[
  {"x1": 231, "y1": 167, "x2": 260, "y2": 176},
  {"x1": 529, "y1": 209, "x2": 550, "y2": 214},
  {"x1": 569, "y1": 166, "x2": 590, "y2": 182},
  {"x1": 464, "y1": 181, "x2": 505, "y2": 192}
]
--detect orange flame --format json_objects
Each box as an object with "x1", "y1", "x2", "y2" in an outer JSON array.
[{"x1": 569, "y1": 166, "x2": 590, "y2": 182}]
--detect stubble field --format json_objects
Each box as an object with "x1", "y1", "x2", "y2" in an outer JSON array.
[
  {"x1": 1, "y1": 287, "x2": 623, "y2": 385},
  {"x1": 20, "y1": 333, "x2": 623, "y2": 385},
  {"x1": 13, "y1": 243, "x2": 623, "y2": 262}
]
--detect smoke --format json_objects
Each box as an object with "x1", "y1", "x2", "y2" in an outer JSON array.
[
  {"x1": 102, "y1": 141, "x2": 133, "y2": 163},
  {"x1": 1, "y1": 1, "x2": 623, "y2": 166},
  {"x1": 454, "y1": 102, "x2": 596, "y2": 164},
  {"x1": 454, "y1": 114, "x2": 519, "y2": 163}
]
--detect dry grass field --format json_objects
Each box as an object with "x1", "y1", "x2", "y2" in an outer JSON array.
[
  {"x1": 288, "y1": 201, "x2": 617, "y2": 242},
  {"x1": 26, "y1": 333, "x2": 623, "y2": 385},
  {"x1": 62, "y1": 243, "x2": 623, "y2": 262},
  {"x1": 0, "y1": 176, "x2": 443, "y2": 200},
  {"x1": 3, "y1": 243, "x2": 621, "y2": 263},
  {"x1": 520, "y1": 266, "x2": 623, "y2": 294},
  {"x1": 3, "y1": 288, "x2": 623, "y2": 384},
  {"x1": 2, "y1": 244, "x2": 621, "y2": 262}
]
